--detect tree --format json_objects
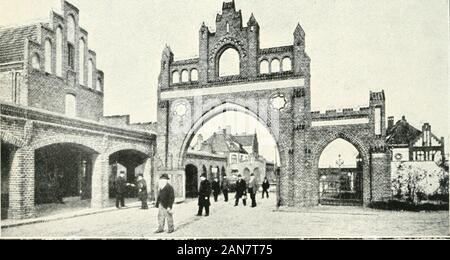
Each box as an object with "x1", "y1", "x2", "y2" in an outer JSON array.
[{"x1": 392, "y1": 163, "x2": 426, "y2": 204}]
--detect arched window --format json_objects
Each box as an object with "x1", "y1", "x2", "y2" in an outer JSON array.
[
  {"x1": 190, "y1": 69, "x2": 198, "y2": 81},
  {"x1": 181, "y1": 70, "x2": 189, "y2": 82},
  {"x1": 67, "y1": 43, "x2": 75, "y2": 70},
  {"x1": 44, "y1": 39, "x2": 52, "y2": 73},
  {"x1": 79, "y1": 39, "x2": 85, "y2": 84},
  {"x1": 172, "y1": 71, "x2": 180, "y2": 84},
  {"x1": 87, "y1": 59, "x2": 93, "y2": 88},
  {"x1": 65, "y1": 94, "x2": 76, "y2": 117},
  {"x1": 226, "y1": 22, "x2": 230, "y2": 33},
  {"x1": 31, "y1": 54, "x2": 40, "y2": 70},
  {"x1": 271, "y1": 59, "x2": 280, "y2": 73},
  {"x1": 67, "y1": 15, "x2": 76, "y2": 44},
  {"x1": 96, "y1": 78, "x2": 102, "y2": 92},
  {"x1": 219, "y1": 47, "x2": 240, "y2": 77},
  {"x1": 56, "y1": 26, "x2": 63, "y2": 77},
  {"x1": 282, "y1": 57, "x2": 292, "y2": 72},
  {"x1": 259, "y1": 60, "x2": 269, "y2": 74}
]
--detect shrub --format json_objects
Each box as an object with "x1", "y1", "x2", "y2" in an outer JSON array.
[{"x1": 368, "y1": 200, "x2": 449, "y2": 211}]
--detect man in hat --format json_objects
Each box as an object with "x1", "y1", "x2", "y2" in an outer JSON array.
[
  {"x1": 261, "y1": 176, "x2": 270, "y2": 199},
  {"x1": 136, "y1": 174, "x2": 148, "y2": 209},
  {"x1": 235, "y1": 174, "x2": 247, "y2": 206},
  {"x1": 197, "y1": 174, "x2": 211, "y2": 216},
  {"x1": 248, "y1": 173, "x2": 258, "y2": 208},
  {"x1": 221, "y1": 175, "x2": 230, "y2": 202},
  {"x1": 115, "y1": 171, "x2": 128, "y2": 209},
  {"x1": 155, "y1": 174, "x2": 175, "y2": 233},
  {"x1": 211, "y1": 177, "x2": 220, "y2": 202}
]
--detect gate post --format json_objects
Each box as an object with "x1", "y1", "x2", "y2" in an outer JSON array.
[{"x1": 370, "y1": 152, "x2": 392, "y2": 202}]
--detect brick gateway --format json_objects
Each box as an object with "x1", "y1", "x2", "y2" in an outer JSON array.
[{"x1": 155, "y1": 1, "x2": 391, "y2": 207}]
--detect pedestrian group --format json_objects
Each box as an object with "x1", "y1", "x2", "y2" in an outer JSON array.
[{"x1": 113, "y1": 171, "x2": 271, "y2": 234}]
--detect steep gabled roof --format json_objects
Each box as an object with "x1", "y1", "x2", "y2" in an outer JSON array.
[
  {"x1": 0, "y1": 24, "x2": 40, "y2": 64},
  {"x1": 386, "y1": 117, "x2": 421, "y2": 146},
  {"x1": 233, "y1": 134, "x2": 255, "y2": 147},
  {"x1": 202, "y1": 131, "x2": 248, "y2": 154}
]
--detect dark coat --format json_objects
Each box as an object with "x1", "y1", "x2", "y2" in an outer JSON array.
[
  {"x1": 156, "y1": 184, "x2": 175, "y2": 209},
  {"x1": 262, "y1": 180, "x2": 270, "y2": 190},
  {"x1": 248, "y1": 178, "x2": 258, "y2": 194},
  {"x1": 115, "y1": 176, "x2": 127, "y2": 194},
  {"x1": 212, "y1": 180, "x2": 220, "y2": 195},
  {"x1": 235, "y1": 179, "x2": 247, "y2": 198},
  {"x1": 198, "y1": 179, "x2": 211, "y2": 206},
  {"x1": 221, "y1": 178, "x2": 229, "y2": 191},
  {"x1": 136, "y1": 179, "x2": 148, "y2": 201}
]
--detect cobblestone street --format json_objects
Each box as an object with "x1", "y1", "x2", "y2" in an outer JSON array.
[{"x1": 1, "y1": 193, "x2": 448, "y2": 238}]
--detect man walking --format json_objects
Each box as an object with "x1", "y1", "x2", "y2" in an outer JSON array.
[
  {"x1": 155, "y1": 174, "x2": 175, "y2": 234},
  {"x1": 248, "y1": 173, "x2": 258, "y2": 208},
  {"x1": 212, "y1": 177, "x2": 220, "y2": 202},
  {"x1": 262, "y1": 177, "x2": 270, "y2": 199},
  {"x1": 115, "y1": 171, "x2": 128, "y2": 209},
  {"x1": 197, "y1": 174, "x2": 211, "y2": 216},
  {"x1": 136, "y1": 174, "x2": 148, "y2": 209},
  {"x1": 221, "y1": 175, "x2": 229, "y2": 202},
  {"x1": 234, "y1": 174, "x2": 247, "y2": 206}
]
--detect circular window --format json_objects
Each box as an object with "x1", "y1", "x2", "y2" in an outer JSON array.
[
  {"x1": 174, "y1": 103, "x2": 188, "y2": 117},
  {"x1": 270, "y1": 94, "x2": 287, "y2": 110}
]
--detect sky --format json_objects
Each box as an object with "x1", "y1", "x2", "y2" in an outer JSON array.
[{"x1": 0, "y1": 0, "x2": 448, "y2": 158}]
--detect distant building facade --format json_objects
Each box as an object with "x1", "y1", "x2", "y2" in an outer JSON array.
[
  {"x1": 387, "y1": 116, "x2": 446, "y2": 196},
  {"x1": 387, "y1": 116, "x2": 445, "y2": 163},
  {"x1": 187, "y1": 127, "x2": 268, "y2": 183}
]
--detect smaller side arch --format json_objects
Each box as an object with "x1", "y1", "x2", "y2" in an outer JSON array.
[{"x1": 30, "y1": 136, "x2": 102, "y2": 154}]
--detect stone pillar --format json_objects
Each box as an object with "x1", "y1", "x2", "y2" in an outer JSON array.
[
  {"x1": 8, "y1": 146, "x2": 36, "y2": 219},
  {"x1": 370, "y1": 152, "x2": 392, "y2": 202},
  {"x1": 91, "y1": 153, "x2": 109, "y2": 208},
  {"x1": 142, "y1": 157, "x2": 153, "y2": 201}
]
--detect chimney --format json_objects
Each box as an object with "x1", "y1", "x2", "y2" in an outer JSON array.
[
  {"x1": 422, "y1": 123, "x2": 430, "y2": 132},
  {"x1": 387, "y1": 116, "x2": 394, "y2": 129}
]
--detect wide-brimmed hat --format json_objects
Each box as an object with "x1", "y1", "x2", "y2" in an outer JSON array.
[{"x1": 159, "y1": 174, "x2": 170, "y2": 180}]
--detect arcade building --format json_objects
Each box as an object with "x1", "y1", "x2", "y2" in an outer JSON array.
[{"x1": 0, "y1": 1, "x2": 157, "y2": 220}]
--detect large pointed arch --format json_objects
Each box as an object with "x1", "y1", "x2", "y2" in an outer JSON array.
[{"x1": 176, "y1": 102, "x2": 281, "y2": 169}]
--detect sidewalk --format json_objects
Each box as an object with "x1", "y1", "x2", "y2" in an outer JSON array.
[
  {"x1": 1, "y1": 198, "x2": 212, "y2": 238},
  {"x1": 1, "y1": 201, "x2": 142, "y2": 229}
]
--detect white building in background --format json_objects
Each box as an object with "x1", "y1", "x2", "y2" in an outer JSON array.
[{"x1": 387, "y1": 116, "x2": 447, "y2": 196}]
